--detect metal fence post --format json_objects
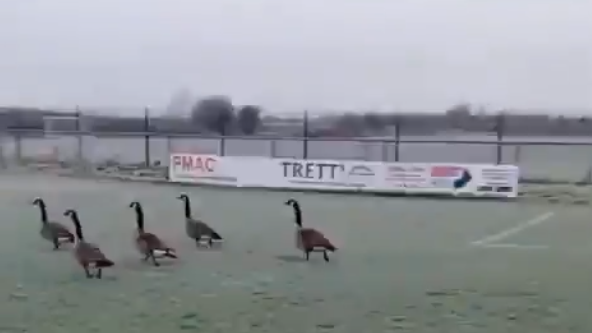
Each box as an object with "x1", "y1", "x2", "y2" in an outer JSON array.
[
  {"x1": 14, "y1": 114, "x2": 23, "y2": 164},
  {"x1": 270, "y1": 139, "x2": 277, "y2": 158},
  {"x1": 15, "y1": 133, "x2": 22, "y2": 163},
  {"x1": 144, "y1": 107, "x2": 151, "y2": 167},
  {"x1": 381, "y1": 141, "x2": 388, "y2": 161},
  {"x1": 302, "y1": 110, "x2": 309, "y2": 159},
  {"x1": 219, "y1": 137, "x2": 226, "y2": 156},
  {"x1": 394, "y1": 115, "x2": 401, "y2": 162},
  {"x1": 0, "y1": 137, "x2": 5, "y2": 169},
  {"x1": 495, "y1": 112, "x2": 505, "y2": 164},
  {"x1": 75, "y1": 106, "x2": 83, "y2": 167}
]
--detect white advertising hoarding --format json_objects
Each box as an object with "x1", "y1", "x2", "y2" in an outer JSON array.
[{"x1": 168, "y1": 153, "x2": 519, "y2": 198}]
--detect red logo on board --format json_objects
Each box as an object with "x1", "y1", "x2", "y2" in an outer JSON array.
[
  {"x1": 172, "y1": 155, "x2": 217, "y2": 173},
  {"x1": 430, "y1": 166, "x2": 462, "y2": 177}
]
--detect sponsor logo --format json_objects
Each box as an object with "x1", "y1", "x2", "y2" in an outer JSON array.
[
  {"x1": 349, "y1": 165, "x2": 375, "y2": 176},
  {"x1": 346, "y1": 165, "x2": 376, "y2": 188},
  {"x1": 480, "y1": 168, "x2": 518, "y2": 186},
  {"x1": 430, "y1": 165, "x2": 463, "y2": 178},
  {"x1": 173, "y1": 154, "x2": 216, "y2": 172},
  {"x1": 430, "y1": 165, "x2": 472, "y2": 189},
  {"x1": 171, "y1": 154, "x2": 236, "y2": 182},
  {"x1": 386, "y1": 164, "x2": 429, "y2": 188},
  {"x1": 388, "y1": 165, "x2": 425, "y2": 173},
  {"x1": 281, "y1": 161, "x2": 355, "y2": 187},
  {"x1": 390, "y1": 182, "x2": 430, "y2": 189}
]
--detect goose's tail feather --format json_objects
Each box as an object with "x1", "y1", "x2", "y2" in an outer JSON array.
[
  {"x1": 210, "y1": 231, "x2": 223, "y2": 240},
  {"x1": 95, "y1": 259, "x2": 114, "y2": 267},
  {"x1": 164, "y1": 250, "x2": 178, "y2": 259}
]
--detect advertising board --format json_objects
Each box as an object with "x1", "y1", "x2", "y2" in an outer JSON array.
[{"x1": 167, "y1": 154, "x2": 519, "y2": 198}]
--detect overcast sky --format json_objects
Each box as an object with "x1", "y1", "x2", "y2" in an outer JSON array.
[{"x1": 0, "y1": 0, "x2": 590, "y2": 115}]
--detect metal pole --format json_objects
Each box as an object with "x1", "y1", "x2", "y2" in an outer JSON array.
[
  {"x1": 75, "y1": 106, "x2": 83, "y2": 166},
  {"x1": 394, "y1": 115, "x2": 401, "y2": 162},
  {"x1": 495, "y1": 112, "x2": 504, "y2": 164},
  {"x1": 144, "y1": 107, "x2": 151, "y2": 167},
  {"x1": 219, "y1": 122, "x2": 226, "y2": 156},
  {"x1": 15, "y1": 114, "x2": 22, "y2": 163},
  {"x1": 302, "y1": 110, "x2": 309, "y2": 159}
]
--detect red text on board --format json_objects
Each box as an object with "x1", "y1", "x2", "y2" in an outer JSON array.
[{"x1": 172, "y1": 155, "x2": 217, "y2": 173}]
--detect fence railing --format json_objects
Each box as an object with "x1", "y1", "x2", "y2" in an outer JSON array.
[{"x1": 1, "y1": 130, "x2": 591, "y2": 185}]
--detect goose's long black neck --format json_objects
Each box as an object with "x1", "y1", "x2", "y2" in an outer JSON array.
[
  {"x1": 37, "y1": 203, "x2": 48, "y2": 224},
  {"x1": 183, "y1": 198, "x2": 192, "y2": 218},
  {"x1": 69, "y1": 214, "x2": 84, "y2": 241},
  {"x1": 291, "y1": 204, "x2": 303, "y2": 227},
  {"x1": 134, "y1": 206, "x2": 145, "y2": 232}
]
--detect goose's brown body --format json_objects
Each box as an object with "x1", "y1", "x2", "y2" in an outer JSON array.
[
  {"x1": 297, "y1": 228, "x2": 337, "y2": 252},
  {"x1": 177, "y1": 194, "x2": 223, "y2": 247},
  {"x1": 285, "y1": 199, "x2": 336, "y2": 262},
  {"x1": 33, "y1": 198, "x2": 74, "y2": 249},
  {"x1": 129, "y1": 201, "x2": 177, "y2": 266},
  {"x1": 74, "y1": 241, "x2": 114, "y2": 271},
  {"x1": 64, "y1": 209, "x2": 114, "y2": 279},
  {"x1": 41, "y1": 222, "x2": 75, "y2": 247}
]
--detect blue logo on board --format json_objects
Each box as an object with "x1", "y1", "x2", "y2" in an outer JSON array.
[{"x1": 452, "y1": 169, "x2": 472, "y2": 189}]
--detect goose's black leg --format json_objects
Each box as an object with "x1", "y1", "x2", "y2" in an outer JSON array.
[
  {"x1": 208, "y1": 238, "x2": 213, "y2": 248},
  {"x1": 96, "y1": 268, "x2": 102, "y2": 279},
  {"x1": 305, "y1": 250, "x2": 311, "y2": 261},
  {"x1": 323, "y1": 251, "x2": 329, "y2": 262},
  {"x1": 83, "y1": 266, "x2": 92, "y2": 278},
  {"x1": 52, "y1": 238, "x2": 60, "y2": 250},
  {"x1": 143, "y1": 252, "x2": 150, "y2": 261},
  {"x1": 195, "y1": 236, "x2": 202, "y2": 247}
]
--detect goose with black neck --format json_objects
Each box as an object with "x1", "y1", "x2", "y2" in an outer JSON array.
[
  {"x1": 64, "y1": 209, "x2": 114, "y2": 279},
  {"x1": 32, "y1": 197, "x2": 74, "y2": 250}
]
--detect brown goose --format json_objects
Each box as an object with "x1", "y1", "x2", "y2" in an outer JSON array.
[
  {"x1": 129, "y1": 201, "x2": 177, "y2": 266},
  {"x1": 176, "y1": 194, "x2": 223, "y2": 248},
  {"x1": 285, "y1": 199, "x2": 336, "y2": 262},
  {"x1": 32, "y1": 197, "x2": 74, "y2": 249},
  {"x1": 64, "y1": 209, "x2": 114, "y2": 279}
]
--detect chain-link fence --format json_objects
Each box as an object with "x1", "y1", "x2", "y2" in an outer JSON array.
[
  {"x1": 1, "y1": 132, "x2": 591, "y2": 184},
  {"x1": 0, "y1": 106, "x2": 591, "y2": 184}
]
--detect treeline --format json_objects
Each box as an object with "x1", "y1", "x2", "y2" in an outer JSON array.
[
  {"x1": 0, "y1": 99, "x2": 591, "y2": 137},
  {"x1": 0, "y1": 96, "x2": 264, "y2": 135}
]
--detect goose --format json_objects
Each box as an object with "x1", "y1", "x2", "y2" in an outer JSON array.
[
  {"x1": 129, "y1": 201, "x2": 177, "y2": 266},
  {"x1": 64, "y1": 209, "x2": 114, "y2": 279},
  {"x1": 32, "y1": 197, "x2": 74, "y2": 249},
  {"x1": 176, "y1": 194, "x2": 223, "y2": 247},
  {"x1": 285, "y1": 199, "x2": 336, "y2": 262}
]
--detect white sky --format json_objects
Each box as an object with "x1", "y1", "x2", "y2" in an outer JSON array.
[{"x1": 0, "y1": 0, "x2": 590, "y2": 115}]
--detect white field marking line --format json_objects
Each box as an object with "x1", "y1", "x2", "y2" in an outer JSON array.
[
  {"x1": 470, "y1": 211, "x2": 555, "y2": 247},
  {"x1": 477, "y1": 243, "x2": 549, "y2": 250}
]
